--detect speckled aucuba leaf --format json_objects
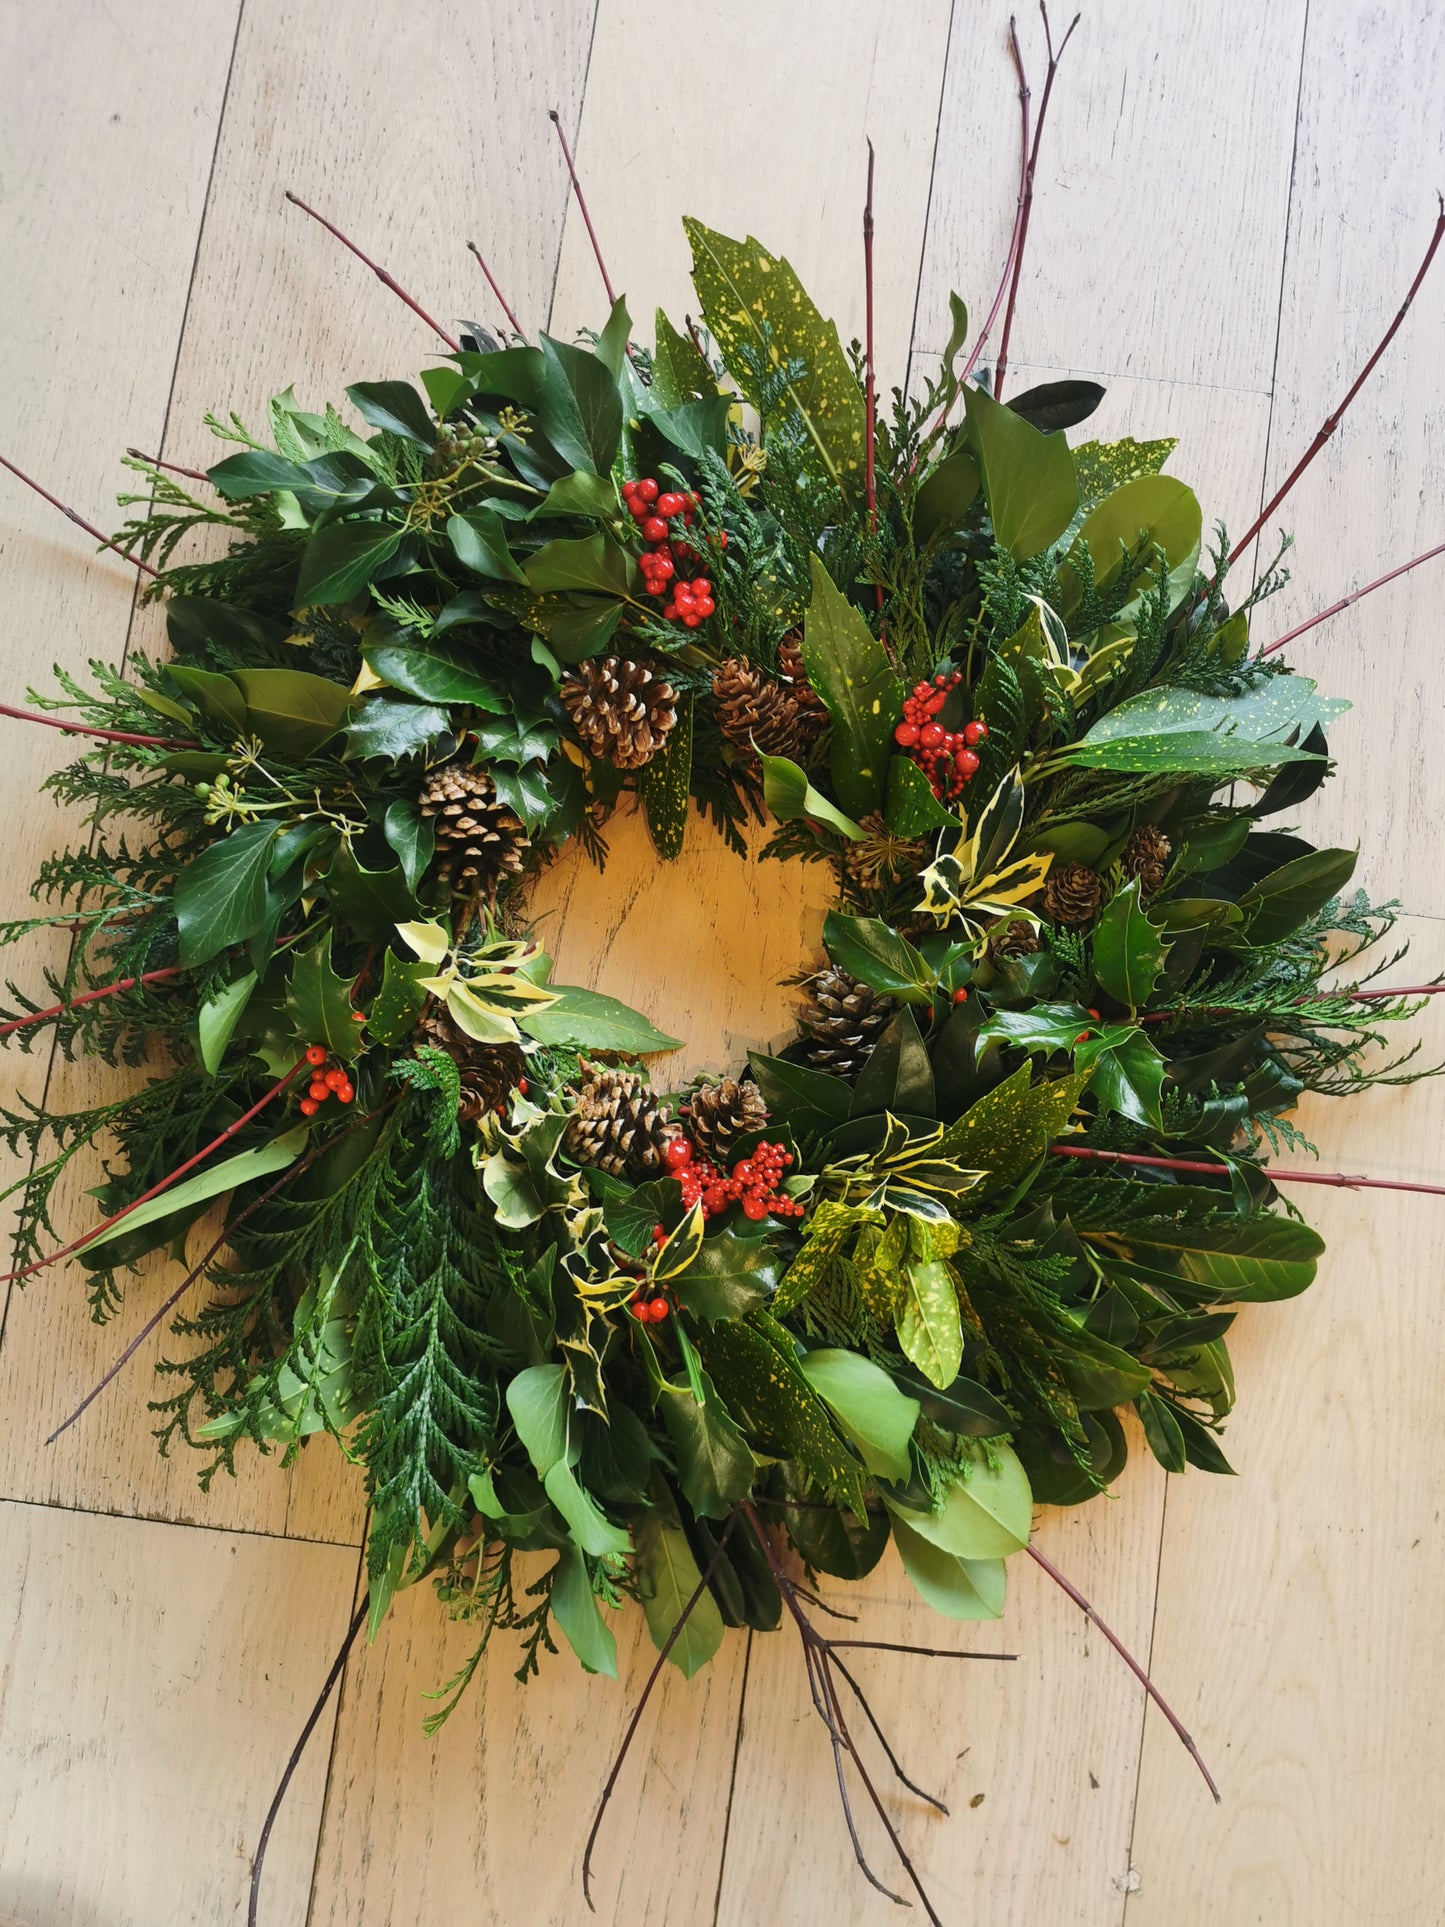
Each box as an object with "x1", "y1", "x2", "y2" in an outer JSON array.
[
  {"x1": 1071, "y1": 434, "x2": 1178, "y2": 514},
  {"x1": 682, "y1": 217, "x2": 866, "y2": 490},
  {"x1": 800, "y1": 556, "x2": 905, "y2": 819},
  {"x1": 642, "y1": 692, "x2": 692, "y2": 859},
  {"x1": 772, "y1": 1200, "x2": 882, "y2": 1316},
  {"x1": 895, "y1": 1257, "x2": 964, "y2": 1389},
  {"x1": 936, "y1": 1063, "x2": 1093, "y2": 1197}
]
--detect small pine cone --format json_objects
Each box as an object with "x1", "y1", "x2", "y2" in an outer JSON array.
[
  {"x1": 561, "y1": 658, "x2": 678, "y2": 770},
  {"x1": 682, "y1": 1077, "x2": 769, "y2": 1162},
  {"x1": 712, "y1": 657, "x2": 824, "y2": 763},
  {"x1": 1121, "y1": 825, "x2": 1172, "y2": 896},
  {"x1": 563, "y1": 1064, "x2": 672, "y2": 1178},
  {"x1": 776, "y1": 633, "x2": 827, "y2": 720},
  {"x1": 415, "y1": 1006, "x2": 526, "y2": 1123},
  {"x1": 1043, "y1": 861, "x2": 1103, "y2": 928},
  {"x1": 799, "y1": 966, "x2": 895, "y2": 1078},
  {"x1": 844, "y1": 815, "x2": 925, "y2": 895},
  {"x1": 987, "y1": 919, "x2": 1042, "y2": 966},
  {"x1": 418, "y1": 764, "x2": 529, "y2": 897}
]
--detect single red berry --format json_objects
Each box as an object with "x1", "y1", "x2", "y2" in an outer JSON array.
[
  {"x1": 674, "y1": 582, "x2": 695, "y2": 604},
  {"x1": 299, "y1": 1097, "x2": 320, "y2": 1117},
  {"x1": 682, "y1": 612, "x2": 702, "y2": 627},
  {"x1": 337, "y1": 1084, "x2": 354, "y2": 1104},
  {"x1": 952, "y1": 987, "x2": 969, "y2": 1005},
  {"x1": 645, "y1": 578, "x2": 668, "y2": 596},
  {"x1": 629, "y1": 500, "x2": 651, "y2": 523},
  {"x1": 305, "y1": 1045, "x2": 327, "y2": 1067},
  {"x1": 964, "y1": 720, "x2": 987, "y2": 746},
  {"x1": 703, "y1": 1184, "x2": 730, "y2": 1214},
  {"x1": 717, "y1": 529, "x2": 728, "y2": 549},
  {"x1": 919, "y1": 722, "x2": 946, "y2": 751},
  {"x1": 662, "y1": 602, "x2": 679, "y2": 621},
  {"x1": 649, "y1": 1297, "x2": 671, "y2": 1321},
  {"x1": 638, "y1": 477, "x2": 659, "y2": 503},
  {"x1": 1087, "y1": 1008, "x2": 1100, "y2": 1020},
  {"x1": 691, "y1": 577, "x2": 711, "y2": 598},
  {"x1": 517, "y1": 1078, "x2": 529, "y2": 1094},
  {"x1": 652, "y1": 552, "x2": 674, "y2": 580},
  {"x1": 955, "y1": 747, "x2": 980, "y2": 777},
  {"x1": 641, "y1": 516, "x2": 669, "y2": 543},
  {"x1": 630, "y1": 1296, "x2": 650, "y2": 1321},
  {"x1": 894, "y1": 722, "x2": 920, "y2": 747},
  {"x1": 351, "y1": 1010, "x2": 366, "y2": 1023},
  {"x1": 742, "y1": 1195, "x2": 770, "y2": 1221},
  {"x1": 695, "y1": 597, "x2": 715, "y2": 618},
  {"x1": 324, "y1": 1067, "x2": 345, "y2": 1089},
  {"x1": 664, "y1": 1136, "x2": 694, "y2": 1169},
  {"x1": 656, "y1": 491, "x2": 686, "y2": 518},
  {"x1": 1075, "y1": 1031, "x2": 1091, "y2": 1044}
]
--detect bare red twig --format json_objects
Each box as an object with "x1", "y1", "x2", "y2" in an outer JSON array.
[
  {"x1": 0, "y1": 1064, "x2": 306, "y2": 1287},
  {"x1": 0, "y1": 965, "x2": 184, "y2": 1040},
  {"x1": 1260, "y1": 536, "x2": 1445, "y2": 656},
  {"x1": 248, "y1": 1597, "x2": 369, "y2": 1927},
  {"x1": 1049, "y1": 1142, "x2": 1445, "y2": 1197},
  {"x1": 1026, "y1": 1542, "x2": 1221, "y2": 1802},
  {"x1": 465, "y1": 240, "x2": 525, "y2": 338},
  {"x1": 1228, "y1": 194, "x2": 1445, "y2": 567},
  {"x1": 994, "y1": 3, "x2": 1080, "y2": 401},
  {"x1": 283, "y1": 191, "x2": 460, "y2": 351},
  {"x1": 125, "y1": 447, "x2": 209, "y2": 484},
  {"x1": 0, "y1": 452, "x2": 159, "y2": 577},
  {"x1": 548, "y1": 109, "x2": 617, "y2": 307},
  {"x1": 863, "y1": 140, "x2": 879, "y2": 570},
  {"x1": 0, "y1": 700, "x2": 196, "y2": 750}
]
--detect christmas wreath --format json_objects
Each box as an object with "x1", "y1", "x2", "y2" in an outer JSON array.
[{"x1": 4, "y1": 21, "x2": 1443, "y2": 1919}]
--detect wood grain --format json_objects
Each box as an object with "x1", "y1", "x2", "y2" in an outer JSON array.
[{"x1": 0, "y1": 1498, "x2": 358, "y2": 1926}]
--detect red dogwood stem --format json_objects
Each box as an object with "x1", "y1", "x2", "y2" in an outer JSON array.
[
  {"x1": 284, "y1": 192, "x2": 460, "y2": 351},
  {"x1": 465, "y1": 240, "x2": 524, "y2": 337},
  {"x1": 0, "y1": 453, "x2": 158, "y2": 576},
  {"x1": 0, "y1": 700, "x2": 196, "y2": 750},
  {"x1": 1049, "y1": 1142, "x2": 1445, "y2": 1197},
  {"x1": 125, "y1": 447, "x2": 209, "y2": 483},
  {"x1": 548, "y1": 109, "x2": 617, "y2": 307},
  {"x1": 1259, "y1": 536, "x2": 1445, "y2": 656},
  {"x1": 0, "y1": 966, "x2": 184, "y2": 1039},
  {"x1": 0, "y1": 1064, "x2": 306, "y2": 1286},
  {"x1": 1228, "y1": 195, "x2": 1445, "y2": 567}
]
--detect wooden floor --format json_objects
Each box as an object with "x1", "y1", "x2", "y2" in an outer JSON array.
[{"x1": 2, "y1": 3, "x2": 1443, "y2": 1921}]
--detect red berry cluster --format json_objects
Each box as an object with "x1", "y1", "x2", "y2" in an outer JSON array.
[
  {"x1": 300, "y1": 1043, "x2": 354, "y2": 1117},
  {"x1": 662, "y1": 1133, "x2": 804, "y2": 1223},
  {"x1": 892, "y1": 671, "x2": 989, "y2": 801},
  {"x1": 629, "y1": 1278, "x2": 673, "y2": 1323},
  {"x1": 620, "y1": 475, "x2": 723, "y2": 628}
]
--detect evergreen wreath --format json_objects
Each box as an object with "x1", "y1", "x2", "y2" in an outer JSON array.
[{"x1": 4, "y1": 14, "x2": 1444, "y2": 1920}]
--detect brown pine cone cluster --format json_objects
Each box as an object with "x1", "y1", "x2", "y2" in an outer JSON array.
[
  {"x1": 1121, "y1": 824, "x2": 1172, "y2": 895},
  {"x1": 987, "y1": 919, "x2": 1042, "y2": 966},
  {"x1": 713, "y1": 633, "x2": 827, "y2": 763},
  {"x1": 1043, "y1": 861, "x2": 1103, "y2": 927},
  {"x1": 563, "y1": 1064, "x2": 671, "y2": 1178},
  {"x1": 418, "y1": 764, "x2": 529, "y2": 897},
  {"x1": 415, "y1": 1005, "x2": 526, "y2": 1122},
  {"x1": 561, "y1": 657, "x2": 678, "y2": 770},
  {"x1": 798, "y1": 966, "x2": 895, "y2": 1077},
  {"x1": 681, "y1": 1077, "x2": 769, "y2": 1161}
]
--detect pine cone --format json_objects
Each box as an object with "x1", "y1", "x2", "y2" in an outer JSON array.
[
  {"x1": 1043, "y1": 861, "x2": 1103, "y2": 928},
  {"x1": 563, "y1": 1064, "x2": 672, "y2": 1178},
  {"x1": 713, "y1": 633, "x2": 826, "y2": 764},
  {"x1": 799, "y1": 966, "x2": 895, "y2": 1077},
  {"x1": 561, "y1": 658, "x2": 678, "y2": 770},
  {"x1": 987, "y1": 919, "x2": 1042, "y2": 966},
  {"x1": 415, "y1": 1005, "x2": 526, "y2": 1123},
  {"x1": 777, "y1": 633, "x2": 827, "y2": 720},
  {"x1": 418, "y1": 764, "x2": 529, "y2": 897},
  {"x1": 682, "y1": 1077, "x2": 769, "y2": 1162},
  {"x1": 1121, "y1": 825, "x2": 1172, "y2": 896}
]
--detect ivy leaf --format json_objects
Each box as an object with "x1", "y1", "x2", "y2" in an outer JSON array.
[
  {"x1": 285, "y1": 939, "x2": 363, "y2": 1062},
  {"x1": 1093, "y1": 881, "x2": 1169, "y2": 1015},
  {"x1": 895, "y1": 1259, "x2": 964, "y2": 1389},
  {"x1": 535, "y1": 334, "x2": 624, "y2": 475},
  {"x1": 175, "y1": 821, "x2": 279, "y2": 968},
  {"x1": 367, "y1": 949, "x2": 431, "y2": 1046},
  {"x1": 550, "y1": 1544, "x2": 618, "y2": 1678},
  {"x1": 823, "y1": 910, "x2": 933, "y2": 1003},
  {"x1": 635, "y1": 1514, "x2": 725, "y2": 1678},
  {"x1": 890, "y1": 1515, "x2": 1007, "y2": 1620},
  {"x1": 528, "y1": 470, "x2": 618, "y2": 521},
  {"x1": 197, "y1": 971, "x2": 257, "y2": 1075},
  {"x1": 800, "y1": 557, "x2": 905, "y2": 819},
  {"x1": 683, "y1": 218, "x2": 866, "y2": 491},
  {"x1": 888, "y1": 1441, "x2": 1032, "y2": 1557},
  {"x1": 295, "y1": 519, "x2": 402, "y2": 606},
  {"x1": 447, "y1": 507, "x2": 528, "y2": 583},
  {"x1": 661, "y1": 1371, "x2": 758, "y2": 1517},
  {"x1": 799, "y1": 1349, "x2": 919, "y2": 1481},
  {"x1": 963, "y1": 383, "x2": 1078, "y2": 560},
  {"x1": 759, "y1": 752, "x2": 865, "y2": 841},
  {"x1": 381, "y1": 799, "x2": 435, "y2": 892},
  {"x1": 519, "y1": 986, "x2": 681, "y2": 1054},
  {"x1": 642, "y1": 693, "x2": 693, "y2": 859},
  {"x1": 345, "y1": 379, "x2": 437, "y2": 448}
]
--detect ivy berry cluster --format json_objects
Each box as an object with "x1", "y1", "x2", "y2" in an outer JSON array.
[
  {"x1": 621, "y1": 475, "x2": 718, "y2": 628},
  {"x1": 663, "y1": 1134, "x2": 804, "y2": 1222},
  {"x1": 892, "y1": 670, "x2": 989, "y2": 801},
  {"x1": 299, "y1": 1043, "x2": 355, "y2": 1118}
]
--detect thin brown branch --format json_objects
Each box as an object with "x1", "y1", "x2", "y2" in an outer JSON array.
[
  {"x1": 994, "y1": 3, "x2": 1081, "y2": 401},
  {"x1": 1228, "y1": 194, "x2": 1445, "y2": 567},
  {"x1": 0, "y1": 1064, "x2": 306, "y2": 1286},
  {"x1": 465, "y1": 241, "x2": 525, "y2": 338},
  {"x1": 1026, "y1": 1541, "x2": 1221, "y2": 1803},
  {"x1": 1049, "y1": 1142, "x2": 1445, "y2": 1197},
  {"x1": 1260, "y1": 536, "x2": 1445, "y2": 655},
  {"x1": 247, "y1": 1597, "x2": 369, "y2": 1927},
  {"x1": 548, "y1": 109, "x2": 616, "y2": 307},
  {"x1": 0, "y1": 965, "x2": 185, "y2": 1040},
  {"x1": 0, "y1": 453, "x2": 159, "y2": 576},
  {"x1": 284, "y1": 191, "x2": 460, "y2": 351},
  {"x1": 0, "y1": 701, "x2": 196, "y2": 750},
  {"x1": 125, "y1": 447, "x2": 209, "y2": 483}
]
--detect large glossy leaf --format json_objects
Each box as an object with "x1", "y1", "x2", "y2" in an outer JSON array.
[
  {"x1": 895, "y1": 1259, "x2": 964, "y2": 1389},
  {"x1": 1093, "y1": 881, "x2": 1169, "y2": 1014},
  {"x1": 543, "y1": 1460, "x2": 631, "y2": 1557},
  {"x1": 1091, "y1": 1214, "x2": 1324, "y2": 1302},
  {"x1": 747, "y1": 1052, "x2": 854, "y2": 1126},
  {"x1": 447, "y1": 507, "x2": 528, "y2": 583},
  {"x1": 1058, "y1": 474, "x2": 1202, "y2": 615},
  {"x1": 362, "y1": 631, "x2": 506, "y2": 709},
  {"x1": 800, "y1": 557, "x2": 905, "y2": 818},
  {"x1": 799, "y1": 1349, "x2": 919, "y2": 1480},
  {"x1": 550, "y1": 1544, "x2": 618, "y2": 1677},
  {"x1": 759, "y1": 752, "x2": 865, "y2": 841},
  {"x1": 684, "y1": 218, "x2": 866, "y2": 490},
  {"x1": 651, "y1": 307, "x2": 715, "y2": 406},
  {"x1": 1239, "y1": 847, "x2": 1357, "y2": 945},
  {"x1": 523, "y1": 532, "x2": 633, "y2": 598},
  {"x1": 506, "y1": 1363, "x2": 569, "y2": 1475},
  {"x1": 635, "y1": 1514, "x2": 725, "y2": 1678},
  {"x1": 175, "y1": 821, "x2": 279, "y2": 967},
  {"x1": 197, "y1": 971, "x2": 257, "y2": 1075},
  {"x1": 536, "y1": 333, "x2": 623, "y2": 474},
  {"x1": 914, "y1": 446, "x2": 981, "y2": 543},
  {"x1": 823, "y1": 911, "x2": 933, "y2": 1003},
  {"x1": 345, "y1": 380, "x2": 437, "y2": 448},
  {"x1": 963, "y1": 383, "x2": 1078, "y2": 559},
  {"x1": 518, "y1": 985, "x2": 681, "y2": 1053},
  {"x1": 662, "y1": 1372, "x2": 758, "y2": 1516},
  {"x1": 888, "y1": 1441, "x2": 1032, "y2": 1557},
  {"x1": 1058, "y1": 732, "x2": 1323, "y2": 779},
  {"x1": 229, "y1": 667, "x2": 354, "y2": 756},
  {"x1": 295, "y1": 519, "x2": 402, "y2": 606},
  {"x1": 885, "y1": 755, "x2": 959, "y2": 835},
  {"x1": 1082, "y1": 675, "x2": 1348, "y2": 750},
  {"x1": 937, "y1": 1063, "x2": 1091, "y2": 1196},
  {"x1": 1007, "y1": 378, "x2": 1105, "y2": 432},
  {"x1": 890, "y1": 1515, "x2": 1007, "y2": 1620},
  {"x1": 74, "y1": 1123, "x2": 307, "y2": 1255},
  {"x1": 1072, "y1": 435, "x2": 1176, "y2": 512}
]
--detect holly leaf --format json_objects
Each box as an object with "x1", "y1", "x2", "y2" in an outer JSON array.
[
  {"x1": 367, "y1": 949, "x2": 431, "y2": 1047},
  {"x1": 673, "y1": 1226, "x2": 781, "y2": 1324},
  {"x1": 1093, "y1": 880, "x2": 1170, "y2": 1014},
  {"x1": 285, "y1": 939, "x2": 363, "y2": 1062},
  {"x1": 345, "y1": 696, "x2": 451, "y2": 763}
]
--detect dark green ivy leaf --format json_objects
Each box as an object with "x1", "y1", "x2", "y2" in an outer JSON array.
[{"x1": 175, "y1": 821, "x2": 279, "y2": 968}]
